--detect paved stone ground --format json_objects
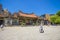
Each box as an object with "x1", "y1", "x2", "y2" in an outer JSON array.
[{"x1": 0, "y1": 25, "x2": 60, "y2": 40}]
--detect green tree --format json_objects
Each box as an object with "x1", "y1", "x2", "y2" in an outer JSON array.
[
  {"x1": 55, "y1": 16, "x2": 60, "y2": 24},
  {"x1": 50, "y1": 15, "x2": 57, "y2": 24},
  {"x1": 50, "y1": 14, "x2": 60, "y2": 24},
  {"x1": 56, "y1": 11, "x2": 60, "y2": 16}
]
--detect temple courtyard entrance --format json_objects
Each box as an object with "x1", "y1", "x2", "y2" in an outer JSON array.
[{"x1": 0, "y1": 26, "x2": 60, "y2": 40}]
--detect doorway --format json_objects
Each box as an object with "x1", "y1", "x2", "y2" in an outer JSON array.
[{"x1": 0, "y1": 20, "x2": 4, "y2": 25}]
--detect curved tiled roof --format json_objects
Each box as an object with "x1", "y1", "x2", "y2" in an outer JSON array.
[
  {"x1": 18, "y1": 12, "x2": 38, "y2": 18},
  {"x1": 12, "y1": 12, "x2": 18, "y2": 18}
]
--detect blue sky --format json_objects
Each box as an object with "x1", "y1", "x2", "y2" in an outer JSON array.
[{"x1": 0, "y1": 0, "x2": 60, "y2": 16}]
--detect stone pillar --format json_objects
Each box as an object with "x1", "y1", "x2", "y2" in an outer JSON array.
[
  {"x1": 17, "y1": 20, "x2": 19, "y2": 25},
  {"x1": 4, "y1": 18, "x2": 8, "y2": 26},
  {"x1": 41, "y1": 20, "x2": 44, "y2": 25},
  {"x1": 10, "y1": 19, "x2": 12, "y2": 25}
]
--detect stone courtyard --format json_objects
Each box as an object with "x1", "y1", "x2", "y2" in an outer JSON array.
[{"x1": 0, "y1": 25, "x2": 60, "y2": 40}]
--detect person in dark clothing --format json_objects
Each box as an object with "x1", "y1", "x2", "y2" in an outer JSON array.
[
  {"x1": 0, "y1": 20, "x2": 4, "y2": 30},
  {"x1": 39, "y1": 21, "x2": 44, "y2": 33},
  {"x1": 39, "y1": 26, "x2": 44, "y2": 33}
]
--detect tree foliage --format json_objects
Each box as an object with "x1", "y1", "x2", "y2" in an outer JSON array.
[
  {"x1": 56, "y1": 11, "x2": 60, "y2": 16},
  {"x1": 55, "y1": 16, "x2": 60, "y2": 24},
  {"x1": 50, "y1": 15, "x2": 57, "y2": 24},
  {"x1": 50, "y1": 12, "x2": 60, "y2": 24}
]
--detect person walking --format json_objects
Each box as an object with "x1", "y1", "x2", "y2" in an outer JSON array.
[
  {"x1": 39, "y1": 21, "x2": 44, "y2": 33},
  {"x1": 39, "y1": 25, "x2": 44, "y2": 33},
  {"x1": 0, "y1": 24, "x2": 4, "y2": 31}
]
